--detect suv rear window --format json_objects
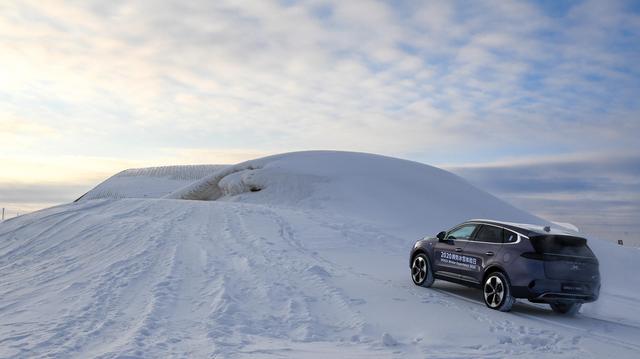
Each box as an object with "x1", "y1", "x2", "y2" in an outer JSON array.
[
  {"x1": 503, "y1": 230, "x2": 517, "y2": 243},
  {"x1": 474, "y1": 225, "x2": 503, "y2": 243},
  {"x1": 530, "y1": 235, "x2": 595, "y2": 257}
]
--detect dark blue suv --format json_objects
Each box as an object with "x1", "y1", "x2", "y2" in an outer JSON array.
[{"x1": 410, "y1": 219, "x2": 600, "y2": 314}]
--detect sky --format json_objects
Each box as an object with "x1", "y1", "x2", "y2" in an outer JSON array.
[{"x1": 1, "y1": 0, "x2": 639, "y2": 243}]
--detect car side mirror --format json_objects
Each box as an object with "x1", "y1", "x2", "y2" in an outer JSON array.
[{"x1": 436, "y1": 231, "x2": 446, "y2": 241}]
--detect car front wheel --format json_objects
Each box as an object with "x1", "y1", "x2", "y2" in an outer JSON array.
[
  {"x1": 483, "y1": 271, "x2": 515, "y2": 312},
  {"x1": 411, "y1": 254, "x2": 434, "y2": 287}
]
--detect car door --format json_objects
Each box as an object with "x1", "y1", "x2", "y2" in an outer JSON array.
[
  {"x1": 433, "y1": 224, "x2": 479, "y2": 280},
  {"x1": 461, "y1": 224, "x2": 505, "y2": 283}
]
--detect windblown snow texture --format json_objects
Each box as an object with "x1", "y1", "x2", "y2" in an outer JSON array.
[
  {"x1": 76, "y1": 164, "x2": 226, "y2": 201},
  {"x1": 1, "y1": 151, "x2": 639, "y2": 358}
]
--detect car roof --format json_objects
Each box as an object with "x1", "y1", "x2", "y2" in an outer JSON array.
[{"x1": 463, "y1": 219, "x2": 581, "y2": 238}]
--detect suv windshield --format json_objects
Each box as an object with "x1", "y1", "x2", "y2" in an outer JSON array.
[{"x1": 530, "y1": 235, "x2": 595, "y2": 257}]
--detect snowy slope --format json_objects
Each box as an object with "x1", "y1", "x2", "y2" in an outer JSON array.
[
  {"x1": 165, "y1": 151, "x2": 541, "y2": 235},
  {"x1": 1, "y1": 151, "x2": 639, "y2": 358},
  {"x1": 76, "y1": 164, "x2": 226, "y2": 201}
]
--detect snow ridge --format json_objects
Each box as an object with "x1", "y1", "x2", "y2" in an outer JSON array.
[{"x1": 77, "y1": 164, "x2": 226, "y2": 201}]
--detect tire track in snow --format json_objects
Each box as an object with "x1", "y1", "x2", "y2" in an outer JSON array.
[
  {"x1": 0, "y1": 200, "x2": 191, "y2": 358},
  {"x1": 132, "y1": 202, "x2": 231, "y2": 357},
  {"x1": 198, "y1": 203, "x2": 366, "y2": 357},
  {"x1": 260, "y1": 207, "x2": 368, "y2": 334},
  {"x1": 103, "y1": 204, "x2": 204, "y2": 357},
  {"x1": 245, "y1": 206, "x2": 367, "y2": 335},
  {"x1": 47, "y1": 202, "x2": 180, "y2": 358},
  {"x1": 2, "y1": 202, "x2": 162, "y2": 301},
  {"x1": 430, "y1": 287, "x2": 640, "y2": 354}
]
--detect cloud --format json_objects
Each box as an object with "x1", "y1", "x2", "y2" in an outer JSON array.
[
  {"x1": 447, "y1": 153, "x2": 640, "y2": 194},
  {"x1": 0, "y1": 116, "x2": 59, "y2": 150},
  {"x1": 0, "y1": 183, "x2": 90, "y2": 204},
  {"x1": 446, "y1": 152, "x2": 640, "y2": 243},
  {"x1": 0, "y1": 0, "x2": 637, "y2": 161}
]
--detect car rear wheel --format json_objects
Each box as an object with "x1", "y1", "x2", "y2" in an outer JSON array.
[
  {"x1": 483, "y1": 272, "x2": 515, "y2": 312},
  {"x1": 411, "y1": 254, "x2": 434, "y2": 287},
  {"x1": 549, "y1": 301, "x2": 581, "y2": 315}
]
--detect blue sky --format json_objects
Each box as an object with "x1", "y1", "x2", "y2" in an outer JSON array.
[{"x1": 0, "y1": 0, "x2": 639, "y2": 242}]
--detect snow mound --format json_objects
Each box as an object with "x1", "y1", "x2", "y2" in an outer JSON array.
[
  {"x1": 1, "y1": 151, "x2": 639, "y2": 358},
  {"x1": 166, "y1": 151, "x2": 541, "y2": 235},
  {"x1": 77, "y1": 164, "x2": 226, "y2": 201}
]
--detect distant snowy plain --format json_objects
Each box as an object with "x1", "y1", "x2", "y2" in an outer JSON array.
[{"x1": 1, "y1": 151, "x2": 639, "y2": 358}]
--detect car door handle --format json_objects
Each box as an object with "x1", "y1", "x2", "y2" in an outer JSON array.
[
  {"x1": 485, "y1": 251, "x2": 494, "y2": 256},
  {"x1": 455, "y1": 247, "x2": 463, "y2": 252}
]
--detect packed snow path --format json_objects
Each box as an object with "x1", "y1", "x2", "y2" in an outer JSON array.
[{"x1": 1, "y1": 198, "x2": 639, "y2": 358}]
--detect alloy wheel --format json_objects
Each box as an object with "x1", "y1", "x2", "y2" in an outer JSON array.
[
  {"x1": 484, "y1": 275, "x2": 504, "y2": 308},
  {"x1": 412, "y1": 256, "x2": 427, "y2": 284}
]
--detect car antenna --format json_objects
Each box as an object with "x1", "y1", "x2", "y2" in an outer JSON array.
[{"x1": 543, "y1": 226, "x2": 551, "y2": 232}]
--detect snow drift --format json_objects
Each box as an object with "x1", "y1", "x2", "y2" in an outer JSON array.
[
  {"x1": 2, "y1": 151, "x2": 639, "y2": 358},
  {"x1": 76, "y1": 164, "x2": 225, "y2": 201}
]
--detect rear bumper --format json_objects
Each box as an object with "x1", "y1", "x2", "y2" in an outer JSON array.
[{"x1": 512, "y1": 278, "x2": 600, "y2": 303}]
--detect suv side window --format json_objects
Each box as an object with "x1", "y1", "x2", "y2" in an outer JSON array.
[
  {"x1": 474, "y1": 225, "x2": 503, "y2": 243},
  {"x1": 503, "y1": 230, "x2": 517, "y2": 243},
  {"x1": 446, "y1": 224, "x2": 477, "y2": 240}
]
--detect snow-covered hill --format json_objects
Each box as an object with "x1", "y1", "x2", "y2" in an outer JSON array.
[
  {"x1": 76, "y1": 164, "x2": 226, "y2": 201},
  {"x1": 1, "y1": 151, "x2": 639, "y2": 358}
]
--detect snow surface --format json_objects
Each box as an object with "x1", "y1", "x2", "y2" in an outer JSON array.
[
  {"x1": 1, "y1": 151, "x2": 639, "y2": 358},
  {"x1": 77, "y1": 164, "x2": 226, "y2": 202}
]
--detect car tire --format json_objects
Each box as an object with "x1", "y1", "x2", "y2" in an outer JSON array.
[
  {"x1": 411, "y1": 253, "x2": 434, "y2": 287},
  {"x1": 483, "y1": 271, "x2": 515, "y2": 312},
  {"x1": 550, "y1": 302, "x2": 581, "y2": 315}
]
